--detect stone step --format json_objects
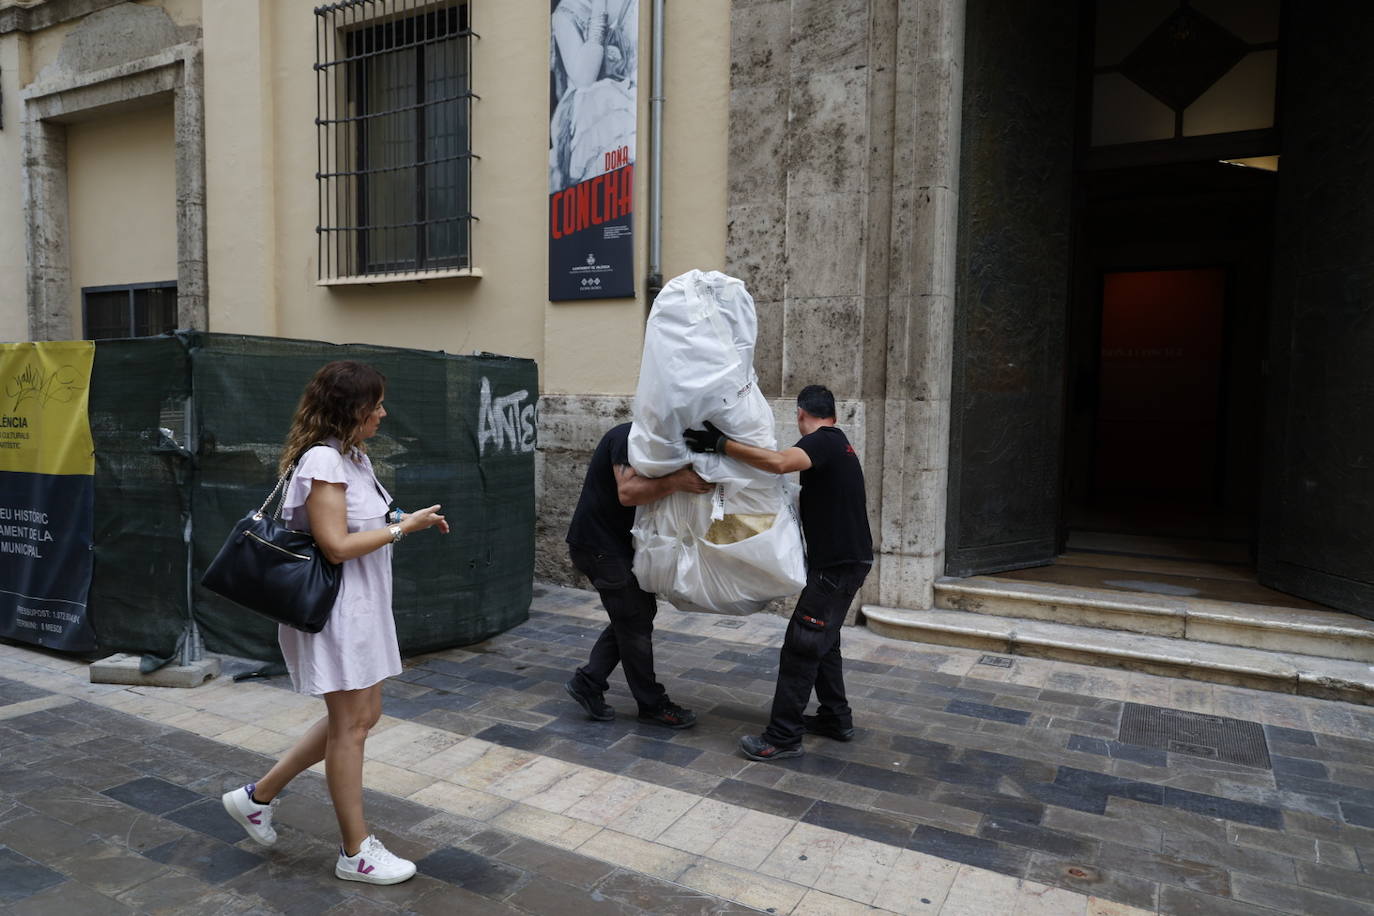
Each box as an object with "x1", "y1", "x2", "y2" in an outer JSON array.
[
  {"x1": 933, "y1": 576, "x2": 1374, "y2": 664},
  {"x1": 862, "y1": 604, "x2": 1374, "y2": 706}
]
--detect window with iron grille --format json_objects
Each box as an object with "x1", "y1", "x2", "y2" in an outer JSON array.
[
  {"x1": 82, "y1": 283, "x2": 178, "y2": 340},
  {"x1": 315, "y1": 1, "x2": 475, "y2": 280}
]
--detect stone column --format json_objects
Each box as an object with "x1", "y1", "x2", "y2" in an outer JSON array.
[
  {"x1": 726, "y1": 0, "x2": 900, "y2": 613},
  {"x1": 725, "y1": 0, "x2": 790, "y2": 394},
  {"x1": 174, "y1": 45, "x2": 208, "y2": 331},
  {"x1": 727, "y1": 0, "x2": 897, "y2": 403},
  {"x1": 726, "y1": 0, "x2": 965, "y2": 613},
  {"x1": 878, "y1": 0, "x2": 965, "y2": 611},
  {"x1": 23, "y1": 117, "x2": 71, "y2": 341}
]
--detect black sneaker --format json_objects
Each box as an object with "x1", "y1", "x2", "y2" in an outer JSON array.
[
  {"x1": 564, "y1": 679, "x2": 615, "y2": 721},
  {"x1": 802, "y1": 715, "x2": 855, "y2": 742},
  {"x1": 638, "y1": 700, "x2": 697, "y2": 729},
  {"x1": 739, "y1": 734, "x2": 803, "y2": 761}
]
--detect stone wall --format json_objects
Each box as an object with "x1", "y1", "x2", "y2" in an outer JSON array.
[
  {"x1": 14, "y1": 2, "x2": 205, "y2": 340},
  {"x1": 535, "y1": 394, "x2": 636, "y2": 587},
  {"x1": 726, "y1": 0, "x2": 966, "y2": 613}
]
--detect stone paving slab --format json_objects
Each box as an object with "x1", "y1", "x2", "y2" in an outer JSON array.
[
  {"x1": 2, "y1": 581, "x2": 1373, "y2": 914},
  {"x1": 0, "y1": 691, "x2": 758, "y2": 915}
]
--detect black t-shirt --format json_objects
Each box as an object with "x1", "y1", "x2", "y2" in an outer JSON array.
[
  {"x1": 566, "y1": 423, "x2": 636, "y2": 559},
  {"x1": 796, "y1": 426, "x2": 873, "y2": 568}
]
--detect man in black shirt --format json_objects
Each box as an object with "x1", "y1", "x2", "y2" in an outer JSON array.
[
  {"x1": 565, "y1": 423, "x2": 711, "y2": 729},
  {"x1": 684, "y1": 385, "x2": 873, "y2": 760}
]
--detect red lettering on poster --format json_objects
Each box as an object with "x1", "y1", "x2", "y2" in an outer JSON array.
[{"x1": 549, "y1": 164, "x2": 635, "y2": 240}]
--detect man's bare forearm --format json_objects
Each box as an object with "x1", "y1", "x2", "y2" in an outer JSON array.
[
  {"x1": 723, "y1": 440, "x2": 812, "y2": 474},
  {"x1": 723, "y1": 439, "x2": 788, "y2": 474},
  {"x1": 618, "y1": 473, "x2": 680, "y2": 506},
  {"x1": 617, "y1": 466, "x2": 711, "y2": 506}
]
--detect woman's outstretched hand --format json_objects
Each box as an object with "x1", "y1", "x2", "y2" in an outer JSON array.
[{"x1": 403, "y1": 505, "x2": 450, "y2": 535}]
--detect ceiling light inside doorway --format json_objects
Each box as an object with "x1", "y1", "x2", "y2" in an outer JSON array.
[{"x1": 1220, "y1": 156, "x2": 1279, "y2": 171}]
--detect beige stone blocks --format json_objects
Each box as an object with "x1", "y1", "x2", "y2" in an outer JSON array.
[
  {"x1": 577, "y1": 828, "x2": 696, "y2": 881},
  {"x1": 788, "y1": 68, "x2": 872, "y2": 197},
  {"x1": 491, "y1": 803, "x2": 602, "y2": 851},
  {"x1": 758, "y1": 820, "x2": 847, "y2": 886},
  {"x1": 0, "y1": 693, "x2": 75, "y2": 721},
  {"x1": 871, "y1": 848, "x2": 960, "y2": 913},
  {"x1": 676, "y1": 859, "x2": 808, "y2": 914},
  {"x1": 657, "y1": 798, "x2": 749, "y2": 855},
  {"x1": 783, "y1": 193, "x2": 867, "y2": 300},
  {"x1": 813, "y1": 834, "x2": 904, "y2": 904},
  {"x1": 782, "y1": 297, "x2": 864, "y2": 396},
  {"x1": 703, "y1": 808, "x2": 795, "y2": 870},
  {"x1": 407, "y1": 781, "x2": 512, "y2": 822}
]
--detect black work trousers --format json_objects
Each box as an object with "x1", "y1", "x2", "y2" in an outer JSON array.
[
  {"x1": 569, "y1": 546, "x2": 667, "y2": 714},
  {"x1": 761, "y1": 562, "x2": 870, "y2": 749}
]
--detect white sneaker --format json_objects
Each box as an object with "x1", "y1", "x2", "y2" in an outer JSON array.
[
  {"x1": 335, "y1": 834, "x2": 416, "y2": 885},
  {"x1": 221, "y1": 784, "x2": 277, "y2": 846}
]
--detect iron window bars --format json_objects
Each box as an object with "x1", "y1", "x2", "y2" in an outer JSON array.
[
  {"x1": 315, "y1": 0, "x2": 476, "y2": 280},
  {"x1": 82, "y1": 283, "x2": 178, "y2": 340}
]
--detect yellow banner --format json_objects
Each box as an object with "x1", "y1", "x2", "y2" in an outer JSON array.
[{"x1": 0, "y1": 341, "x2": 95, "y2": 477}]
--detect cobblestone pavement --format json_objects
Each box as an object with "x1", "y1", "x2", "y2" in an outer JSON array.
[{"x1": 2, "y1": 583, "x2": 1373, "y2": 915}]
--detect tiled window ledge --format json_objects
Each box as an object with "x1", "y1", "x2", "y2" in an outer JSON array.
[{"x1": 317, "y1": 268, "x2": 483, "y2": 287}]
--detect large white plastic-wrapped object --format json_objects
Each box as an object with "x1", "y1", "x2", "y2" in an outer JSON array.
[{"x1": 628, "y1": 270, "x2": 807, "y2": 613}]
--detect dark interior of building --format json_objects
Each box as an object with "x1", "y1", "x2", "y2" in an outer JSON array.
[
  {"x1": 950, "y1": 0, "x2": 1372, "y2": 615},
  {"x1": 1061, "y1": 160, "x2": 1275, "y2": 562}
]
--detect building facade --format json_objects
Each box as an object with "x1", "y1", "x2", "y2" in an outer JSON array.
[{"x1": 2, "y1": 0, "x2": 1370, "y2": 624}]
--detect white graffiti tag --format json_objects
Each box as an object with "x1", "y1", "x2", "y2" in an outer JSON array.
[{"x1": 477, "y1": 377, "x2": 536, "y2": 456}]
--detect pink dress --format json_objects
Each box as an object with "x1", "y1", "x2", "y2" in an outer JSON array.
[{"x1": 277, "y1": 442, "x2": 401, "y2": 695}]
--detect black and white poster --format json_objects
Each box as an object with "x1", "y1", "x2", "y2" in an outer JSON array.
[{"x1": 549, "y1": 0, "x2": 637, "y2": 301}]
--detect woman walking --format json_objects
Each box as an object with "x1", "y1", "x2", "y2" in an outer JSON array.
[{"x1": 221, "y1": 360, "x2": 448, "y2": 885}]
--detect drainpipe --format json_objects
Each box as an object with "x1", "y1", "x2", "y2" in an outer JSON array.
[{"x1": 645, "y1": 0, "x2": 665, "y2": 306}]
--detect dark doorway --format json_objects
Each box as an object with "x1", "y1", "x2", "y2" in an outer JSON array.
[
  {"x1": 949, "y1": 1, "x2": 1374, "y2": 617},
  {"x1": 1062, "y1": 161, "x2": 1275, "y2": 560},
  {"x1": 1096, "y1": 268, "x2": 1228, "y2": 504}
]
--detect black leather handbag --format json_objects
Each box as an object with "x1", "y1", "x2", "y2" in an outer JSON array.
[{"x1": 201, "y1": 465, "x2": 342, "y2": 633}]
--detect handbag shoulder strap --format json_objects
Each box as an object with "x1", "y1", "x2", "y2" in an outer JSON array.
[
  {"x1": 257, "y1": 467, "x2": 294, "y2": 520},
  {"x1": 264, "y1": 442, "x2": 392, "y2": 521},
  {"x1": 262, "y1": 440, "x2": 329, "y2": 521}
]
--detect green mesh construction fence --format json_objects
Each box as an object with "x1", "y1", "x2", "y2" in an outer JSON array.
[
  {"x1": 88, "y1": 331, "x2": 535, "y2": 664},
  {"x1": 88, "y1": 336, "x2": 194, "y2": 659}
]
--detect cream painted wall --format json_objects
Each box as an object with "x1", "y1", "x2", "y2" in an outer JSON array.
[
  {"x1": 0, "y1": 34, "x2": 28, "y2": 342},
  {"x1": 25, "y1": 17, "x2": 77, "y2": 82},
  {"x1": 66, "y1": 102, "x2": 178, "y2": 338},
  {"x1": 201, "y1": 0, "x2": 728, "y2": 395},
  {"x1": 661, "y1": 1, "x2": 730, "y2": 283},
  {"x1": 4, "y1": 1, "x2": 727, "y2": 369},
  {"x1": 134, "y1": 0, "x2": 202, "y2": 27},
  {"x1": 203, "y1": 0, "x2": 277, "y2": 335},
  {"x1": 542, "y1": 0, "x2": 730, "y2": 395},
  {"x1": 25, "y1": 0, "x2": 198, "y2": 81}
]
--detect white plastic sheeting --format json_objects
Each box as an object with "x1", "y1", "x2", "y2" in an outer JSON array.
[{"x1": 628, "y1": 270, "x2": 807, "y2": 613}]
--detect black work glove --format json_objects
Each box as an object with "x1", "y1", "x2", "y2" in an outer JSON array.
[{"x1": 683, "y1": 421, "x2": 728, "y2": 454}]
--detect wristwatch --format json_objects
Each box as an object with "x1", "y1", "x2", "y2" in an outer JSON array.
[{"x1": 388, "y1": 524, "x2": 405, "y2": 543}]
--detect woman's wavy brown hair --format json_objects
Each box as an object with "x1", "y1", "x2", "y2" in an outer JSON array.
[{"x1": 279, "y1": 361, "x2": 387, "y2": 473}]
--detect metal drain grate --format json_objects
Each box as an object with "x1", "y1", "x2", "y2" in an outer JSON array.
[
  {"x1": 978, "y1": 655, "x2": 1013, "y2": 668},
  {"x1": 1119, "y1": 703, "x2": 1271, "y2": 769}
]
